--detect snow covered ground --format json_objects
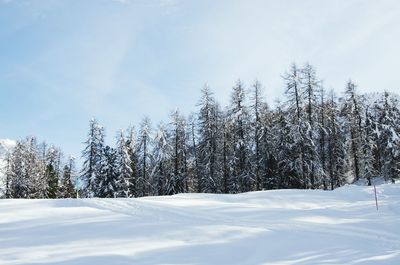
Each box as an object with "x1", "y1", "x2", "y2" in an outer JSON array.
[{"x1": 0, "y1": 184, "x2": 399, "y2": 265}]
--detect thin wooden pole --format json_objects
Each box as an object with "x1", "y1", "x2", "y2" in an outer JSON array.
[{"x1": 374, "y1": 185, "x2": 378, "y2": 211}]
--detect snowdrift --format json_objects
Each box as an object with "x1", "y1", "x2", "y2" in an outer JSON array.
[{"x1": 0, "y1": 184, "x2": 399, "y2": 265}]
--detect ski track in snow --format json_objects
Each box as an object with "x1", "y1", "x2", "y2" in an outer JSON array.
[{"x1": 0, "y1": 184, "x2": 399, "y2": 265}]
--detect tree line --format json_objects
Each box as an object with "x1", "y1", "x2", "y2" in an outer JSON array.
[
  {"x1": 2, "y1": 138, "x2": 76, "y2": 199},
  {"x1": 2, "y1": 63, "x2": 400, "y2": 199}
]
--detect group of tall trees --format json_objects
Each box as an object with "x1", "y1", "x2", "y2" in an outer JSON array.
[
  {"x1": 2, "y1": 63, "x2": 400, "y2": 199},
  {"x1": 2, "y1": 137, "x2": 76, "y2": 198},
  {"x1": 79, "y1": 63, "x2": 400, "y2": 198}
]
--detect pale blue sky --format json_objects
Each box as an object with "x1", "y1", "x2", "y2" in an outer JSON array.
[{"x1": 1, "y1": 0, "x2": 400, "y2": 160}]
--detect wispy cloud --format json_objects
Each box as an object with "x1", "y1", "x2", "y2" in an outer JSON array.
[
  {"x1": 1, "y1": 0, "x2": 400, "y2": 157},
  {"x1": 112, "y1": 0, "x2": 129, "y2": 4}
]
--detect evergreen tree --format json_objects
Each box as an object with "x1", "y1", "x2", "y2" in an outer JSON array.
[
  {"x1": 45, "y1": 146, "x2": 61, "y2": 199},
  {"x1": 259, "y1": 103, "x2": 276, "y2": 189},
  {"x1": 45, "y1": 164, "x2": 58, "y2": 199},
  {"x1": 81, "y1": 119, "x2": 105, "y2": 197},
  {"x1": 376, "y1": 92, "x2": 400, "y2": 182},
  {"x1": 25, "y1": 137, "x2": 46, "y2": 199},
  {"x1": 116, "y1": 130, "x2": 133, "y2": 197},
  {"x1": 60, "y1": 156, "x2": 76, "y2": 198},
  {"x1": 283, "y1": 63, "x2": 306, "y2": 188},
  {"x1": 341, "y1": 81, "x2": 364, "y2": 182},
  {"x1": 221, "y1": 113, "x2": 234, "y2": 193},
  {"x1": 300, "y1": 63, "x2": 322, "y2": 189},
  {"x1": 152, "y1": 123, "x2": 170, "y2": 196},
  {"x1": 138, "y1": 117, "x2": 152, "y2": 197},
  {"x1": 318, "y1": 87, "x2": 328, "y2": 189},
  {"x1": 168, "y1": 109, "x2": 187, "y2": 195},
  {"x1": 4, "y1": 152, "x2": 13, "y2": 198},
  {"x1": 249, "y1": 80, "x2": 264, "y2": 190},
  {"x1": 273, "y1": 103, "x2": 301, "y2": 188},
  {"x1": 197, "y1": 85, "x2": 220, "y2": 193},
  {"x1": 126, "y1": 126, "x2": 139, "y2": 197},
  {"x1": 326, "y1": 91, "x2": 348, "y2": 189},
  {"x1": 362, "y1": 106, "x2": 377, "y2": 185},
  {"x1": 229, "y1": 80, "x2": 252, "y2": 192},
  {"x1": 8, "y1": 141, "x2": 29, "y2": 198},
  {"x1": 186, "y1": 114, "x2": 199, "y2": 193},
  {"x1": 98, "y1": 146, "x2": 119, "y2": 198}
]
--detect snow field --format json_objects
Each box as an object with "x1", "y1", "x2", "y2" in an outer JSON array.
[{"x1": 0, "y1": 184, "x2": 399, "y2": 265}]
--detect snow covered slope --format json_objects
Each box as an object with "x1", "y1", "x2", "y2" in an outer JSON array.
[{"x1": 0, "y1": 184, "x2": 399, "y2": 265}]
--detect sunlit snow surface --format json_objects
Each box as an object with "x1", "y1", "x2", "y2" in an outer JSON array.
[{"x1": 0, "y1": 184, "x2": 399, "y2": 265}]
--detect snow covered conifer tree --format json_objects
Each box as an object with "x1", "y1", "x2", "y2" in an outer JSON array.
[
  {"x1": 45, "y1": 146, "x2": 62, "y2": 199},
  {"x1": 137, "y1": 117, "x2": 152, "y2": 197},
  {"x1": 197, "y1": 85, "x2": 220, "y2": 193},
  {"x1": 272, "y1": 103, "x2": 301, "y2": 188},
  {"x1": 376, "y1": 92, "x2": 400, "y2": 182},
  {"x1": 249, "y1": 80, "x2": 264, "y2": 191},
  {"x1": 60, "y1": 156, "x2": 76, "y2": 198},
  {"x1": 283, "y1": 63, "x2": 306, "y2": 188},
  {"x1": 26, "y1": 137, "x2": 46, "y2": 198},
  {"x1": 151, "y1": 123, "x2": 170, "y2": 195},
  {"x1": 221, "y1": 112, "x2": 234, "y2": 193},
  {"x1": 45, "y1": 164, "x2": 58, "y2": 199},
  {"x1": 186, "y1": 114, "x2": 200, "y2": 193},
  {"x1": 300, "y1": 63, "x2": 322, "y2": 189},
  {"x1": 8, "y1": 141, "x2": 29, "y2": 198},
  {"x1": 116, "y1": 130, "x2": 133, "y2": 197},
  {"x1": 229, "y1": 80, "x2": 252, "y2": 192},
  {"x1": 341, "y1": 81, "x2": 364, "y2": 182},
  {"x1": 98, "y1": 146, "x2": 119, "y2": 198},
  {"x1": 248, "y1": 81, "x2": 274, "y2": 190},
  {"x1": 362, "y1": 106, "x2": 377, "y2": 185},
  {"x1": 4, "y1": 153, "x2": 13, "y2": 198},
  {"x1": 81, "y1": 119, "x2": 105, "y2": 197},
  {"x1": 258, "y1": 102, "x2": 276, "y2": 189},
  {"x1": 326, "y1": 91, "x2": 348, "y2": 189},
  {"x1": 166, "y1": 110, "x2": 188, "y2": 195},
  {"x1": 126, "y1": 126, "x2": 139, "y2": 197},
  {"x1": 318, "y1": 87, "x2": 328, "y2": 189}
]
